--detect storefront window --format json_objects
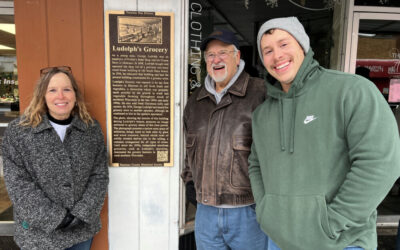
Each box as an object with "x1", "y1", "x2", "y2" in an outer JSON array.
[
  {"x1": 188, "y1": 0, "x2": 212, "y2": 95},
  {"x1": 353, "y1": 17, "x2": 400, "y2": 218},
  {"x1": 187, "y1": 0, "x2": 334, "y2": 96},
  {"x1": 0, "y1": 12, "x2": 16, "y2": 225},
  {"x1": 183, "y1": 0, "x2": 334, "y2": 232},
  {"x1": 355, "y1": 0, "x2": 400, "y2": 7},
  {"x1": 355, "y1": 19, "x2": 400, "y2": 102}
]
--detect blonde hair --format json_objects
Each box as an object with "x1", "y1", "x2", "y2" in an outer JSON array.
[{"x1": 19, "y1": 67, "x2": 93, "y2": 127}]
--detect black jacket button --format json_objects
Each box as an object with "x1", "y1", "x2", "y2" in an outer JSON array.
[{"x1": 63, "y1": 183, "x2": 72, "y2": 188}]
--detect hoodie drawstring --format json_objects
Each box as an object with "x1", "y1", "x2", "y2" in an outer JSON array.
[
  {"x1": 278, "y1": 90, "x2": 296, "y2": 153},
  {"x1": 289, "y1": 88, "x2": 296, "y2": 153},
  {"x1": 278, "y1": 94, "x2": 285, "y2": 151}
]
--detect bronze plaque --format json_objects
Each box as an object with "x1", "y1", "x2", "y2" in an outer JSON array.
[{"x1": 106, "y1": 11, "x2": 174, "y2": 167}]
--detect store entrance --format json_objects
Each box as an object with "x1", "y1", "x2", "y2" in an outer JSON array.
[
  {"x1": 183, "y1": 0, "x2": 335, "y2": 231},
  {"x1": 346, "y1": 9, "x2": 400, "y2": 230},
  {"x1": 182, "y1": 1, "x2": 400, "y2": 249}
]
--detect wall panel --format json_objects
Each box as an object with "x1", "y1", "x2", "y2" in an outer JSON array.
[
  {"x1": 105, "y1": 0, "x2": 183, "y2": 249},
  {"x1": 14, "y1": 0, "x2": 48, "y2": 110},
  {"x1": 14, "y1": 1, "x2": 108, "y2": 249}
]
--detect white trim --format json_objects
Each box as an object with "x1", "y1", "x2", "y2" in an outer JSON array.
[
  {"x1": 348, "y1": 12, "x2": 360, "y2": 74},
  {"x1": 354, "y1": 5, "x2": 400, "y2": 13},
  {"x1": 343, "y1": 0, "x2": 355, "y2": 73},
  {"x1": 0, "y1": 1, "x2": 13, "y2": 8},
  {"x1": 179, "y1": 0, "x2": 189, "y2": 236},
  {"x1": 0, "y1": 1, "x2": 13, "y2": 15},
  {"x1": 377, "y1": 215, "x2": 400, "y2": 228},
  {"x1": 0, "y1": 221, "x2": 14, "y2": 236}
]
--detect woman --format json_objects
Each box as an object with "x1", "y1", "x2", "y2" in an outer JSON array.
[{"x1": 2, "y1": 66, "x2": 109, "y2": 250}]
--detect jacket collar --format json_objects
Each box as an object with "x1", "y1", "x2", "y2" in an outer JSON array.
[
  {"x1": 197, "y1": 71, "x2": 249, "y2": 101},
  {"x1": 32, "y1": 114, "x2": 87, "y2": 133}
]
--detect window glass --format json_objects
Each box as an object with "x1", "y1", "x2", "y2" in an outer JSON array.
[
  {"x1": 187, "y1": 0, "x2": 333, "y2": 96},
  {"x1": 355, "y1": 0, "x2": 400, "y2": 7},
  {"x1": 0, "y1": 13, "x2": 17, "y2": 223}
]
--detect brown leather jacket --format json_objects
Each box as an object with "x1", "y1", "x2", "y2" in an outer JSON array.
[{"x1": 181, "y1": 71, "x2": 266, "y2": 206}]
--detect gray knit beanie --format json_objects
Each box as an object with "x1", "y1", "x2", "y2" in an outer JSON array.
[{"x1": 257, "y1": 16, "x2": 310, "y2": 62}]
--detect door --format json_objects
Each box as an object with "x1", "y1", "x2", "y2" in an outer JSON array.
[{"x1": 347, "y1": 8, "x2": 400, "y2": 228}]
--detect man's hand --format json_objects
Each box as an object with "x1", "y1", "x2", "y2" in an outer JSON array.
[{"x1": 56, "y1": 210, "x2": 83, "y2": 231}]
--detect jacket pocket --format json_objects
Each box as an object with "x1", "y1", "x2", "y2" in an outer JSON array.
[
  {"x1": 230, "y1": 135, "x2": 252, "y2": 188},
  {"x1": 257, "y1": 194, "x2": 337, "y2": 250}
]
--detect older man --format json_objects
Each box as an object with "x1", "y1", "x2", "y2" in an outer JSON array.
[
  {"x1": 249, "y1": 16, "x2": 400, "y2": 250},
  {"x1": 181, "y1": 30, "x2": 268, "y2": 249}
]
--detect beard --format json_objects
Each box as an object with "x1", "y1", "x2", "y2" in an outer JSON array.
[{"x1": 210, "y1": 62, "x2": 228, "y2": 83}]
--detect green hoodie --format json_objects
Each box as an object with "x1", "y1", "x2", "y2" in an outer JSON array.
[{"x1": 249, "y1": 49, "x2": 400, "y2": 250}]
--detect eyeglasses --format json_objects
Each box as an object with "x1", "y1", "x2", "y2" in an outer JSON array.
[
  {"x1": 40, "y1": 66, "x2": 72, "y2": 76},
  {"x1": 204, "y1": 50, "x2": 236, "y2": 62}
]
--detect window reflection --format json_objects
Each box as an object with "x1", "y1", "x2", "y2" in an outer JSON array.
[
  {"x1": 0, "y1": 14, "x2": 16, "y2": 223},
  {"x1": 355, "y1": 0, "x2": 400, "y2": 7}
]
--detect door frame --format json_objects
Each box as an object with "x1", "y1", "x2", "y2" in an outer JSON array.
[{"x1": 344, "y1": 1, "x2": 400, "y2": 228}]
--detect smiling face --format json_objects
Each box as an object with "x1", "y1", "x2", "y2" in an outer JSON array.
[
  {"x1": 45, "y1": 72, "x2": 76, "y2": 120},
  {"x1": 205, "y1": 40, "x2": 240, "y2": 92},
  {"x1": 260, "y1": 29, "x2": 305, "y2": 92}
]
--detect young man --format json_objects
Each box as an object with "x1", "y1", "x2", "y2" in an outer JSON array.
[
  {"x1": 181, "y1": 30, "x2": 268, "y2": 249},
  {"x1": 249, "y1": 16, "x2": 400, "y2": 250}
]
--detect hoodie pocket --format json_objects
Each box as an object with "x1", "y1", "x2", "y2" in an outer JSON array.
[
  {"x1": 230, "y1": 135, "x2": 252, "y2": 188},
  {"x1": 257, "y1": 194, "x2": 336, "y2": 249}
]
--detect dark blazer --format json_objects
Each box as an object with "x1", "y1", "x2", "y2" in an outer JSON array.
[{"x1": 2, "y1": 114, "x2": 109, "y2": 250}]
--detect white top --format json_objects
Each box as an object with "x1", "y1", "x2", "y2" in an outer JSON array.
[{"x1": 49, "y1": 121, "x2": 70, "y2": 142}]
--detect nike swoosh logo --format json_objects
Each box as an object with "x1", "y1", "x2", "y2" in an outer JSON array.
[{"x1": 304, "y1": 116, "x2": 317, "y2": 124}]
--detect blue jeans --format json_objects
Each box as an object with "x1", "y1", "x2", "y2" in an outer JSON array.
[
  {"x1": 268, "y1": 237, "x2": 364, "y2": 250},
  {"x1": 65, "y1": 238, "x2": 93, "y2": 250},
  {"x1": 195, "y1": 203, "x2": 268, "y2": 250}
]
